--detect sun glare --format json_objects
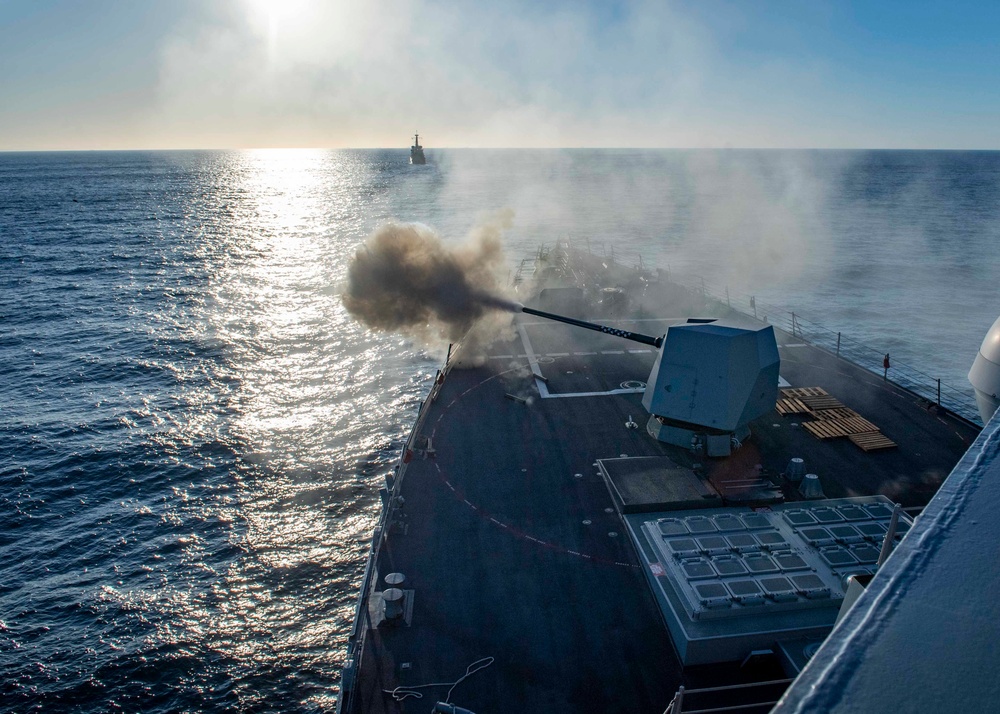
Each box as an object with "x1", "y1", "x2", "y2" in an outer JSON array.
[{"x1": 243, "y1": 0, "x2": 315, "y2": 61}]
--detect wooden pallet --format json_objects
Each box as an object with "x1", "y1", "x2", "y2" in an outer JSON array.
[
  {"x1": 810, "y1": 407, "x2": 860, "y2": 421},
  {"x1": 800, "y1": 394, "x2": 845, "y2": 411},
  {"x1": 802, "y1": 416, "x2": 880, "y2": 440},
  {"x1": 781, "y1": 387, "x2": 828, "y2": 399},
  {"x1": 776, "y1": 397, "x2": 811, "y2": 415},
  {"x1": 849, "y1": 432, "x2": 898, "y2": 452},
  {"x1": 802, "y1": 420, "x2": 849, "y2": 439}
]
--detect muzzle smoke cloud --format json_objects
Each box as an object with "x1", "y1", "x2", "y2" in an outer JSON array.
[{"x1": 342, "y1": 214, "x2": 520, "y2": 343}]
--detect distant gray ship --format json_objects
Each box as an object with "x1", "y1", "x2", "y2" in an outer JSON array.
[
  {"x1": 410, "y1": 133, "x2": 426, "y2": 165},
  {"x1": 338, "y1": 242, "x2": 994, "y2": 713}
]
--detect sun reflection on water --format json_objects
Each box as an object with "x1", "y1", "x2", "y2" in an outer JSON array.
[{"x1": 136, "y1": 149, "x2": 436, "y2": 709}]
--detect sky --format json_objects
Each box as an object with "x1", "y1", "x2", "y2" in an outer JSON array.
[{"x1": 1, "y1": 0, "x2": 999, "y2": 150}]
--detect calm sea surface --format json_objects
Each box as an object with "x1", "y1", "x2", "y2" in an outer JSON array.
[{"x1": 1, "y1": 149, "x2": 998, "y2": 711}]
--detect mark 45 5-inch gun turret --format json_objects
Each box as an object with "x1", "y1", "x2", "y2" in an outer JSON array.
[{"x1": 519, "y1": 304, "x2": 780, "y2": 457}]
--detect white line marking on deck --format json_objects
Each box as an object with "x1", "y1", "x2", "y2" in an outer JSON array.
[
  {"x1": 601, "y1": 350, "x2": 625, "y2": 355},
  {"x1": 541, "y1": 387, "x2": 646, "y2": 399},
  {"x1": 445, "y1": 481, "x2": 456, "y2": 491},
  {"x1": 516, "y1": 323, "x2": 550, "y2": 398},
  {"x1": 488, "y1": 354, "x2": 515, "y2": 359},
  {"x1": 628, "y1": 349, "x2": 651, "y2": 354},
  {"x1": 574, "y1": 352, "x2": 597, "y2": 356},
  {"x1": 782, "y1": 344, "x2": 809, "y2": 348},
  {"x1": 548, "y1": 352, "x2": 569, "y2": 357}
]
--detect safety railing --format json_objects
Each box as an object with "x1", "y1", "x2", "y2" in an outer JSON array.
[
  {"x1": 666, "y1": 273, "x2": 982, "y2": 426},
  {"x1": 663, "y1": 679, "x2": 795, "y2": 714},
  {"x1": 554, "y1": 238, "x2": 979, "y2": 424},
  {"x1": 336, "y1": 362, "x2": 443, "y2": 714}
]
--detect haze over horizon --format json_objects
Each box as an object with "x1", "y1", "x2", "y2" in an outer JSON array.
[{"x1": 2, "y1": 0, "x2": 999, "y2": 152}]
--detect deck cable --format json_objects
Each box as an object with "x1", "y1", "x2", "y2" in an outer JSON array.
[{"x1": 383, "y1": 656, "x2": 495, "y2": 705}]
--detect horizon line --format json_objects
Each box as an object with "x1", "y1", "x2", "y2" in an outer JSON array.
[{"x1": 2, "y1": 146, "x2": 1000, "y2": 153}]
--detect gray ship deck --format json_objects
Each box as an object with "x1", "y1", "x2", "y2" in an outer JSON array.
[{"x1": 343, "y1": 260, "x2": 979, "y2": 714}]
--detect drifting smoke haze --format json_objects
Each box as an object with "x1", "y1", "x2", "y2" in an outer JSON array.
[
  {"x1": 342, "y1": 213, "x2": 520, "y2": 344},
  {"x1": 426, "y1": 149, "x2": 838, "y2": 293}
]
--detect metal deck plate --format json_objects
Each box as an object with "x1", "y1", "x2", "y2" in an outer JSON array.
[{"x1": 626, "y1": 496, "x2": 900, "y2": 665}]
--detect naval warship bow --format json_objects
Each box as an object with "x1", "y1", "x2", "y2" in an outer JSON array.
[
  {"x1": 410, "y1": 134, "x2": 426, "y2": 165},
  {"x1": 338, "y1": 242, "x2": 991, "y2": 713}
]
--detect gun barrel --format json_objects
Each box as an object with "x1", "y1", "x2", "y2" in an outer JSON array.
[{"x1": 521, "y1": 306, "x2": 663, "y2": 348}]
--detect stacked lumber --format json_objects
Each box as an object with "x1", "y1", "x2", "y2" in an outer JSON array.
[
  {"x1": 776, "y1": 397, "x2": 810, "y2": 415},
  {"x1": 810, "y1": 407, "x2": 859, "y2": 421},
  {"x1": 778, "y1": 386, "x2": 897, "y2": 452},
  {"x1": 848, "y1": 432, "x2": 898, "y2": 451},
  {"x1": 802, "y1": 415, "x2": 879, "y2": 439}
]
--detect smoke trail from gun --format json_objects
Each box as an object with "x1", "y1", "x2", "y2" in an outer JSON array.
[{"x1": 342, "y1": 214, "x2": 520, "y2": 343}]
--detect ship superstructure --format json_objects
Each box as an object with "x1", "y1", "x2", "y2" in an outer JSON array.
[{"x1": 338, "y1": 243, "x2": 980, "y2": 713}]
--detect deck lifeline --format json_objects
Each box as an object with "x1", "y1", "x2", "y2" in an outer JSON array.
[{"x1": 344, "y1": 264, "x2": 978, "y2": 714}]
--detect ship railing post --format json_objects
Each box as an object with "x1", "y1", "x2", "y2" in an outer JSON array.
[
  {"x1": 663, "y1": 685, "x2": 685, "y2": 713},
  {"x1": 877, "y1": 503, "x2": 903, "y2": 567},
  {"x1": 791, "y1": 311, "x2": 797, "y2": 337},
  {"x1": 937, "y1": 378, "x2": 942, "y2": 407},
  {"x1": 836, "y1": 331, "x2": 841, "y2": 356}
]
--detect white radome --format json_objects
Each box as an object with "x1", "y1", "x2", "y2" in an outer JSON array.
[{"x1": 969, "y1": 316, "x2": 1000, "y2": 425}]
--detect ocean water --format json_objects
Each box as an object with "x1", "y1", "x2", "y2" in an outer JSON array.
[{"x1": 1, "y1": 149, "x2": 998, "y2": 712}]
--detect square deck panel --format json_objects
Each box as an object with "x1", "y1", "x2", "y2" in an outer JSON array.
[
  {"x1": 744, "y1": 556, "x2": 781, "y2": 574},
  {"x1": 811, "y1": 508, "x2": 845, "y2": 524},
  {"x1": 791, "y1": 574, "x2": 831, "y2": 598},
  {"x1": 712, "y1": 559, "x2": 749, "y2": 577},
  {"x1": 864, "y1": 503, "x2": 894, "y2": 519},
  {"x1": 784, "y1": 511, "x2": 817, "y2": 527},
  {"x1": 837, "y1": 505, "x2": 869, "y2": 521},
  {"x1": 667, "y1": 539, "x2": 699, "y2": 555},
  {"x1": 713, "y1": 515, "x2": 746, "y2": 532},
  {"x1": 851, "y1": 546, "x2": 881, "y2": 564},
  {"x1": 754, "y1": 531, "x2": 788, "y2": 548},
  {"x1": 855, "y1": 522, "x2": 887, "y2": 538},
  {"x1": 727, "y1": 580, "x2": 764, "y2": 599},
  {"x1": 696, "y1": 536, "x2": 730, "y2": 554},
  {"x1": 685, "y1": 517, "x2": 717, "y2": 534},
  {"x1": 775, "y1": 554, "x2": 809, "y2": 571},
  {"x1": 682, "y1": 562, "x2": 716, "y2": 579},
  {"x1": 625, "y1": 496, "x2": 898, "y2": 666},
  {"x1": 827, "y1": 525, "x2": 862, "y2": 542},
  {"x1": 726, "y1": 534, "x2": 759, "y2": 552},
  {"x1": 658, "y1": 519, "x2": 689, "y2": 536},
  {"x1": 760, "y1": 576, "x2": 796, "y2": 596},
  {"x1": 599, "y1": 456, "x2": 722, "y2": 513},
  {"x1": 740, "y1": 513, "x2": 771, "y2": 530},
  {"x1": 694, "y1": 583, "x2": 731, "y2": 608},
  {"x1": 820, "y1": 547, "x2": 858, "y2": 567},
  {"x1": 799, "y1": 527, "x2": 833, "y2": 545}
]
